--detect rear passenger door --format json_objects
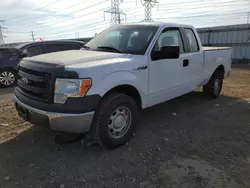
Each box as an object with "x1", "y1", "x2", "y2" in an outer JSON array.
[{"x1": 182, "y1": 28, "x2": 204, "y2": 88}]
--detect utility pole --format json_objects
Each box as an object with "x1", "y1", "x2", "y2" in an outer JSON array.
[
  {"x1": 139, "y1": 0, "x2": 159, "y2": 22},
  {"x1": 104, "y1": 0, "x2": 126, "y2": 26},
  {"x1": 247, "y1": 12, "x2": 249, "y2": 24},
  {"x1": 30, "y1": 31, "x2": 35, "y2": 41},
  {"x1": 0, "y1": 20, "x2": 7, "y2": 44}
]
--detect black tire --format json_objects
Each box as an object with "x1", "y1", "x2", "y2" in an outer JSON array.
[
  {"x1": 91, "y1": 92, "x2": 139, "y2": 149},
  {"x1": 203, "y1": 70, "x2": 223, "y2": 99},
  {"x1": 0, "y1": 69, "x2": 17, "y2": 88}
]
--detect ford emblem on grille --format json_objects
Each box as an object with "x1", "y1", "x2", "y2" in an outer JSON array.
[{"x1": 21, "y1": 77, "x2": 29, "y2": 84}]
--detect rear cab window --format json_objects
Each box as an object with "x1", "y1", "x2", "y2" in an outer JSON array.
[{"x1": 183, "y1": 28, "x2": 199, "y2": 52}]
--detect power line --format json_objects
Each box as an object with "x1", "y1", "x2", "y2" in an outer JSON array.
[
  {"x1": 12, "y1": 9, "x2": 249, "y2": 40},
  {"x1": 126, "y1": 2, "x2": 249, "y2": 18},
  {"x1": 159, "y1": 1, "x2": 248, "y2": 11},
  {"x1": 7, "y1": 1, "x2": 244, "y2": 29},
  {"x1": 6, "y1": 0, "x2": 65, "y2": 22},
  {"x1": 7, "y1": 0, "x2": 105, "y2": 25},
  {"x1": 44, "y1": 20, "x2": 107, "y2": 38},
  {"x1": 128, "y1": 10, "x2": 250, "y2": 20},
  {"x1": 128, "y1": 15, "x2": 248, "y2": 27},
  {"x1": 15, "y1": 7, "x2": 108, "y2": 34},
  {"x1": 7, "y1": 0, "x2": 108, "y2": 32}
]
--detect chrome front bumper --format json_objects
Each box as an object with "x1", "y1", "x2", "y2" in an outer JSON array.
[{"x1": 13, "y1": 96, "x2": 94, "y2": 133}]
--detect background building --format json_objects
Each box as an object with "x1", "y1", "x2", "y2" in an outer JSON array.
[{"x1": 197, "y1": 24, "x2": 250, "y2": 63}]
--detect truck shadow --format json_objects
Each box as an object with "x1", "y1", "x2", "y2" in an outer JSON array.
[{"x1": 0, "y1": 91, "x2": 250, "y2": 187}]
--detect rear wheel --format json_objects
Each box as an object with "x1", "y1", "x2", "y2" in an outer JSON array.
[
  {"x1": 91, "y1": 93, "x2": 138, "y2": 149},
  {"x1": 203, "y1": 70, "x2": 223, "y2": 99},
  {"x1": 0, "y1": 69, "x2": 17, "y2": 87}
]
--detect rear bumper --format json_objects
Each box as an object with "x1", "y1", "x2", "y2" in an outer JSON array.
[{"x1": 13, "y1": 95, "x2": 94, "y2": 133}]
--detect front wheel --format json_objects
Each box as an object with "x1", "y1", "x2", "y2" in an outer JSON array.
[
  {"x1": 203, "y1": 70, "x2": 223, "y2": 99},
  {"x1": 92, "y1": 93, "x2": 138, "y2": 149},
  {"x1": 0, "y1": 69, "x2": 17, "y2": 87}
]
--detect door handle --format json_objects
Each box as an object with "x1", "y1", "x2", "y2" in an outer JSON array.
[
  {"x1": 183, "y1": 59, "x2": 189, "y2": 67},
  {"x1": 133, "y1": 66, "x2": 148, "y2": 71}
]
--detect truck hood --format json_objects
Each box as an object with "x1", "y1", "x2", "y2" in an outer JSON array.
[{"x1": 26, "y1": 50, "x2": 133, "y2": 66}]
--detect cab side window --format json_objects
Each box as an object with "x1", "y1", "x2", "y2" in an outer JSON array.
[
  {"x1": 153, "y1": 29, "x2": 184, "y2": 54},
  {"x1": 22, "y1": 45, "x2": 42, "y2": 57},
  {"x1": 184, "y1": 28, "x2": 199, "y2": 52}
]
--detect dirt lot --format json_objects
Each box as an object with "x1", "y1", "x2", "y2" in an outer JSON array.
[{"x1": 0, "y1": 66, "x2": 250, "y2": 188}]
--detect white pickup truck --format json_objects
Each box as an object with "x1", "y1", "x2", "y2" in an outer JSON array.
[{"x1": 13, "y1": 22, "x2": 232, "y2": 149}]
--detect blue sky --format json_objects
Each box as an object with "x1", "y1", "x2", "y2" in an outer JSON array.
[{"x1": 0, "y1": 0, "x2": 249, "y2": 43}]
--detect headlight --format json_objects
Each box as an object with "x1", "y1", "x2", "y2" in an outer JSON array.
[{"x1": 54, "y1": 78, "x2": 92, "y2": 104}]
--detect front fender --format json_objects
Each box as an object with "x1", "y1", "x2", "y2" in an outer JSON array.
[{"x1": 87, "y1": 70, "x2": 146, "y2": 98}]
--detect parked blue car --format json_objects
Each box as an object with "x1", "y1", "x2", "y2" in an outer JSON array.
[{"x1": 0, "y1": 40, "x2": 84, "y2": 87}]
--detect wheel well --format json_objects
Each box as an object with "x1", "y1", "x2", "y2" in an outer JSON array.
[
  {"x1": 215, "y1": 65, "x2": 225, "y2": 79},
  {"x1": 104, "y1": 85, "x2": 142, "y2": 110}
]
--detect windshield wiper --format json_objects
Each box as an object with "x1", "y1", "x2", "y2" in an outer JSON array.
[{"x1": 96, "y1": 46, "x2": 123, "y2": 53}]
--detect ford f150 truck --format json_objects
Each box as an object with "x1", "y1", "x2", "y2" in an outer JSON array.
[{"x1": 13, "y1": 22, "x2": 232, "y2": 149}]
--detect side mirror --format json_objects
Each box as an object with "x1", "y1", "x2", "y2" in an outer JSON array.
[
  {"x1": 19, "y1": 52, "x2": 28, "y2": 59},
  {"x1": 152, "y1": 45, "x2": 180, "y2": 60}
]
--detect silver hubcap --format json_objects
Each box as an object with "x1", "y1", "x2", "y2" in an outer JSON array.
[
  {"x1": 214, "y1": 78, "x2": 221, "y2": 94},
  {"x1": 108, "y1": 106, "x2": 132, "y2": 139},
  {"x1": 0, "y1": 71, "x2": 15, "y2": 86}
]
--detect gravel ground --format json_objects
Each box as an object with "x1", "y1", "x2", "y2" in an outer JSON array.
[{"x1": 0, "y1": 65, "x2": 250, "y2": 188}]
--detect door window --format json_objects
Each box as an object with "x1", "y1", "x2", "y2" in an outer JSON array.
[
  {"x1": 184, "y1": 28, "x2": 199, "y2": 52},
  {"x1": 153, "y1": 29, "x2": 184, "y2": 54},
  {"x1": 22, "y1": 46, "x2": 42, "y2": 57}
]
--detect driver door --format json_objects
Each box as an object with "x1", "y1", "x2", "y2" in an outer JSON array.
[{"x1": 148, "y1": 27, "x2": 189, "y2": 106}]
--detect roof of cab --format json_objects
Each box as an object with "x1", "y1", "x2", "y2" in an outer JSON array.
[{"x1": 121, "y1": 22, "x2": 193, "y2": 28}]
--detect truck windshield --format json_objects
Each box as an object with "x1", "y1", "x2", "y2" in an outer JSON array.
[{"x1": 85, "y1": 25, "x2": 159, "y2": 55}]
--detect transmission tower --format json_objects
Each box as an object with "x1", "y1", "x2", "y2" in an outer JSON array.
[
  {"x1": 140, "y1": 0, "x2": 159, "y2": 22},
  {"x1": 0, "y1": 20, "x2": 7, "y2": 44},
  {"x1": 104, "y1": 0, "x2": 126, "y2": 26}
]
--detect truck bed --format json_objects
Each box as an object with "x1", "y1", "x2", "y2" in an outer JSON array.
[{"x1": 203, "y1": 46, "x2": 232, "y2": 81}]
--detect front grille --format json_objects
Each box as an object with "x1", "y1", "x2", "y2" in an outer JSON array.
[{"x1": 17, "y1": 66, "x2": 52, "y2": 102}]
